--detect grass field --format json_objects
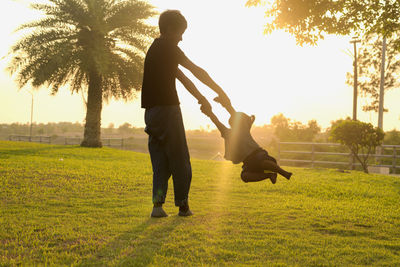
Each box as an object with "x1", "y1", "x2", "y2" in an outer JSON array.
[{"x1": 1, "y1": 141, "x2": 400, "y2": 266}]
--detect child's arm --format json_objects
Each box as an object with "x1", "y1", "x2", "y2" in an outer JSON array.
[
  {"x1": 200, "y1": 105, "x2": 229, "y2": 135},
  {"x1": 213, "y1": 96, "x2": 236, "y2": 115},
  {"x1": 176, "y1": 69, "x2": 228, "y2": 135}
]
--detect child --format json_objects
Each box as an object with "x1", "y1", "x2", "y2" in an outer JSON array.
[
  {"x1": 142, "y1": 10, "x2": 231, "y2": 218},
  {"x1": 201, "y1": 98, "x2": 292, "y2": 184}
]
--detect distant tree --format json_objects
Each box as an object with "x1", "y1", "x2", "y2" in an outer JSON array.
[
  {"x1": 292, "y1": 119, "x2": 320, "y2": 141},
  {"x1": 47, "y1": 123, "x2": 56, "y2": 135},
  {"x1": 61, "y1": 125, "x2": 68, "y2": 134},
  {"x1": 327, "y1": 117, "x2": 352, "y2": 135},
  {"x1": 10, "y1": 123, "x2": 29, "y2": 135},
  {"x1": 245, "y1": 0, "x2": 400, "y2": 46},
  {"x1": 270, "y1": 113, "x2": 290, "y2": 140},
  {"x1": 270, "y1": 113, "x2": 320, "y2": 141},
  {"x1": 104, "y1": 123, "x2": 115, "y2": 135},
  {"x1": 384, "y1": 129, "x2": 400, "y2": 145},
  {"x1": 330, "y1": 120, "x2": 384, "y2": 173},
  {"x1": 346, "y1": 34, "x2": 400, "y2": 113},
  {"x1": 118, "y1": 122, "x2": 132, "y2": 136},
  {"x1": 251, "y1": 124, "x2": 274, "y2": 134},
  {"x1": 8, "y1": 0, "x2": 157, "y2": 147}
]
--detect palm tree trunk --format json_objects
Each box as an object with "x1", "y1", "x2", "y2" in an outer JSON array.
[{"x1": 81, "y1": 71, "x2": 103, "y2": 147}]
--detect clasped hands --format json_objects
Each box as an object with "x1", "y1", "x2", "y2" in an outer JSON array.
[{"x1": 199, "y1": 94, "x2": 231, "y2": 117}]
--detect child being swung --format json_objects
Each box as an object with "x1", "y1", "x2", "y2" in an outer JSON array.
[{"x1": 202, "y1": 97, "x2": 292, "y2": 184}]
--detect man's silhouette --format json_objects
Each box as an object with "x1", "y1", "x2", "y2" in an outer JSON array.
[{"x1": 142, "y1": 10, "x2": 230, "y2": 217}]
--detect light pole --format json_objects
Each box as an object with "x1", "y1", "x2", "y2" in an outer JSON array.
[
  {"x1": 349, "y1": 37, "x2": 360, "y2": 170},
  {"x1": 378, "y1": 37, "x2": 387, "y2": 130},
  {"x1": 350, "y1": 37, "x2": 361, "y2": 121},
  {"x1": 25, "y1": 90, "x2": 34, "y2": 141},
  {"x1": 376, "y1": 37, "x2": 387, "y2": 163}
]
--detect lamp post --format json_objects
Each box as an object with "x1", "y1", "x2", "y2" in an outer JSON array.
[
  {"x1": 376, "y1": 37, "x2": 387, "y2": 163},
  {"x1": 350, "y1": 37, "x2": 361, "y2": 121},
  {"x1": 378, "y1": 37, "x2": 387, "y2": 130},
  {"x1": 349, "y1": 37, "x2": 360, "y2": 170}
]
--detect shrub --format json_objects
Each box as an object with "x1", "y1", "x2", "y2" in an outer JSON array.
[{"x1": 330, "y1": 120, "x2": 384, "y2": 173}]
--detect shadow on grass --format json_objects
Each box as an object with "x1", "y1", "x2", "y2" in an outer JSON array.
[
  {"x1": 313, "y1": 227, "x2": 372, "y2": 237},
  {"x1": 78, "y1": 216, "x2": 183, "y2": 266}
]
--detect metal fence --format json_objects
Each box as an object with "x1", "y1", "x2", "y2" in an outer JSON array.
[
  {"x1": 9, "y1": 135, "x2": 51, "y2": 144},
  {"x1": 63, "y1": 137, "x2": 125, "y2": 148},
  {"x1": 7, "y1": 136, "x2": 400, "y2": 173},
  {"x1": 6, "y1": 134, "x2": 219, "y2": 160},
  {"x1": 9, "y1": 135, "x2": 125, "y2": 148},
  {"x1": 278, "y1": 142, "x2": 400, "y2": 173}
]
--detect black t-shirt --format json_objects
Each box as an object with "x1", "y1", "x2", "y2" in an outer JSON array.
[{"x1": 141, "y1": 38, "x2": 185, "y2": 108}]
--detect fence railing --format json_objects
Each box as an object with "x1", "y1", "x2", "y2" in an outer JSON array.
[
  {"x1": 7, "y1": 136, "x2": 400, "y2": 172},
  {"x1": 6, "y1": 135, "x2": 221, "y2": 160},
  {"x1": 9, "y1": 135, "x2": 51, "y2": 144},
  {"x1": 278, "y1": 142, "x2": 400, "y2": 173},
  {"x1": 64, "y1": 137, "x2": 124, "y2": 148},
  {"x1": 9, "y1": 135, "x2": 125, "y2": 148}
]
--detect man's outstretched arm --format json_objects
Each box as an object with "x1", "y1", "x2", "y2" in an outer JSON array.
[
  {"x1": 179, "y1": 55, "x2": 235, "y2": 114},
  {"x1": 176, "y1": 68, "x2": 229, "y2": 135}
]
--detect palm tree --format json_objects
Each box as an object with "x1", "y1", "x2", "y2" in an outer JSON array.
[{"x1": 8, "y1": 0, "x2": 157, "y2": 147}]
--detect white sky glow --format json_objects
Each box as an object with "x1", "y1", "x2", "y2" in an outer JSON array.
[{"x1": 0, "y1": 0, "x2": 399, "y2": 131}]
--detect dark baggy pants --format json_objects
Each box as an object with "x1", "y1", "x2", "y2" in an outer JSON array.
[{"x1": 144, "y1": 105, "x2": 192, "y2": 207}]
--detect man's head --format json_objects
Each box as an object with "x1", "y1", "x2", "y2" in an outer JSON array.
[
  {"x1": 159, "y1": 10, "x2": 187, "y2": 45},
  {"x1": 228, "y1": 112, "x2": 255, "y2": 130}
]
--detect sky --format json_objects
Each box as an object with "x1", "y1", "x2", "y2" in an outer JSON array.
[{"x1": 0, "y1": 0, "x2": 399, "y2": 131}]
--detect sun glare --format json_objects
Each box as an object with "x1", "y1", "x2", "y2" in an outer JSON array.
[{"x1": 0, "y1": 0, "x2": 399, "y2": 130}]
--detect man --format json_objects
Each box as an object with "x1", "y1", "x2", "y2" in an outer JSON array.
[{"x1": 142, "y1": 10, "x2": 230, "y2": 217}]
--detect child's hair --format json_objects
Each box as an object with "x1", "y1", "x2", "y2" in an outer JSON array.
[
  {"x1": 159, "y1": 10, "x2": 187, "y2": 35},
  {"x1": 228, "y1": 112, "x2": 255, "y2": 129}
]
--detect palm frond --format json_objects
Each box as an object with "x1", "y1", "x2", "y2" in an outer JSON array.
[
  {"x1": 14, "y1": 39, "x2": 78, "y2": 88},
  {"x1": 106, "y1": 0, "x2": 158, "y2": 32},
  {"x1": 111, "y1": 20, "x2": 158, "y2": 40},
  {"x1": 71, "y1": 69, "x2": 87, "y2": 93},
  {"x1": 9, "y1": 0, "x2": 157, "y2": 102},
  {"x1": 11, "y1": 29, "x2": 76, "y2": 53},
  {"x1": 113, "y1": 46, "x2": 145, "y2": 66},
  {"x1": 102, "y1": 51, "x2": 143, "y2": 101},
  {"x1": 32, "y1": 0, "x2": 91, "y2": 29},
  {"x1": 111, "y1": 34, "x2": 148, "y2": 55},
  {"x1": 16, "y1": 17, "x2": 72, "y2": 32}
]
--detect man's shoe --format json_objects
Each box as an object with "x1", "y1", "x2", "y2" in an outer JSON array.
[
  {"x1": 151, "y1": 206, "x2": 168, "y2": 218},
  {"x1": 178, "y1": 202, "x2": 193, "y2": 217},
  {"x1": 178, "y1": 209, "x2": 193, "y2": 217}
]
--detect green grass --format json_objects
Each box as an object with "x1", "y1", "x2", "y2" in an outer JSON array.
[{"x1": 1, "y1": 141, "x2": 400, "y2": 266}]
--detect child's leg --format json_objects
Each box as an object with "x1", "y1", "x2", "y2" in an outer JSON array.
[
  {"x1": 241, "y1": 172, "x2": 277, "y2": 184},
  {"x1": 261, "y1": 160, "x2": 292, "y2": 180}
]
